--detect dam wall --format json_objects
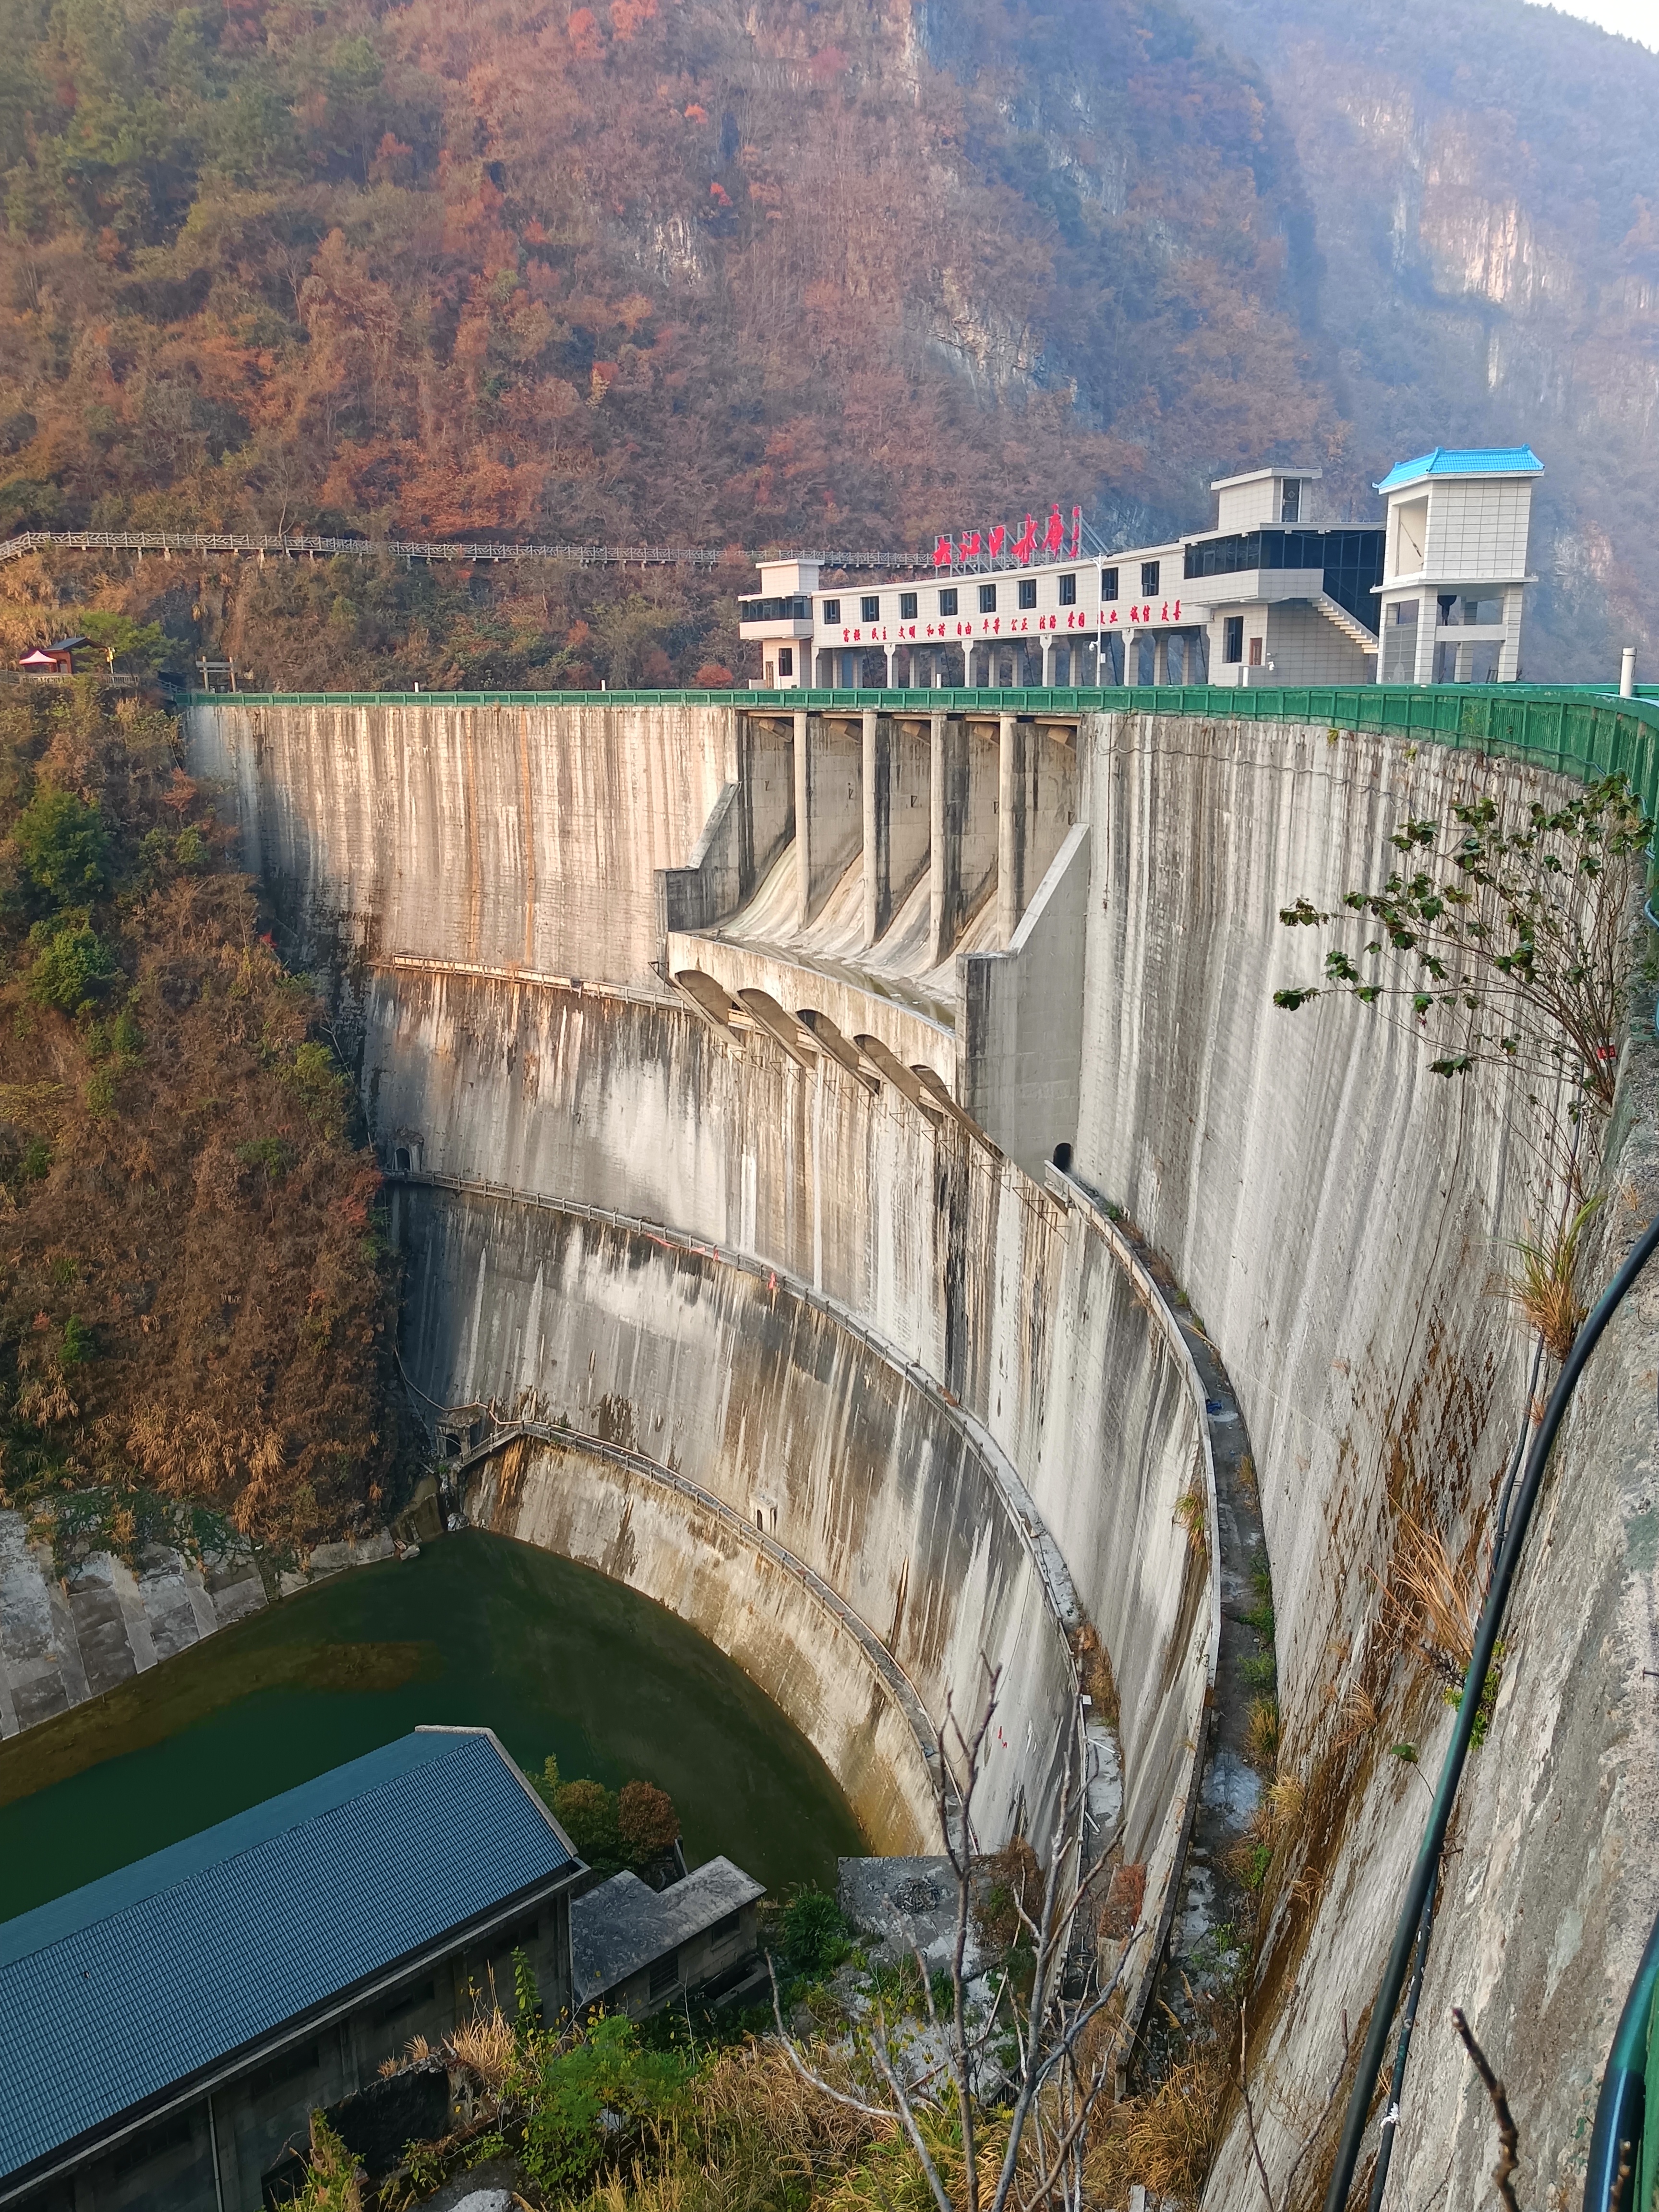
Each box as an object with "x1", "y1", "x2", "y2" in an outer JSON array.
[
  {"x1": 1075, "y1": 710, "x2": 1659, "y2": 2210},
  {"x1": 181, "y1": 690, "x2": 1659, "y2": 2210},
  {"x1": 369, "y1": 967, "x2": 1214, "y2": 1941},
  {"x1": 185, "y1": 697, "x2": 766, "y2": 989}
]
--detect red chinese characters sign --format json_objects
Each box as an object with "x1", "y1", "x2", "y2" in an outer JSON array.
[{"x1": 934, "y1": 505, "x2": 1082, "y2": 568}]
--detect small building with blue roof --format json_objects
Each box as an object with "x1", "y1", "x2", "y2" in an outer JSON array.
[
  {"x1": 1373, "y1": 446, "x2": 1543, "y2": 684},
  {"x1": 0, "y1": 1727, "x2": 583, "y2": 2212}
]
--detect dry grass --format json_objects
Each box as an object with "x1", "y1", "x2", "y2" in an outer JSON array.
[
  {"x1": 1264, "y1": 1775, "x2": 1305, "y2": 1826},
  {"x1": 1086, "y1": 2008, "x2": 1234, "y2": 2203},
  {"x1": 1387, "y1": 1516, "x2": 1479, "y2": 1685},
  {"x1": 1508, "y1": 1194, "x2": 1603, "y2": 1360},
  {"x1": 1334, "y1": 1684, "x2": 1380, "y2": 1750},
  {"x1": 1175, "y1": 1484, "x2": 1210, "y2": 1563},
  {"x1": 1244, "y1": 1696, "x2": 1280, "y2": 1767},
  {"x1": 1075, "y1": 1622, "x2": 1121, "y2": 1724},
  {"x1": 448, "y1": 2008, "x2": 520, "y2": 2092}
]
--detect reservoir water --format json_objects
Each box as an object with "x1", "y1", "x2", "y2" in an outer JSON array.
[{"x1": 0, "y1": 1533, "x2": 864, "y2": 1922}]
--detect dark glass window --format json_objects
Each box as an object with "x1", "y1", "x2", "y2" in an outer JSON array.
[
  {"x1": 1141, "y1": 562, "x2": 1160, "y2": 597},
  {"x1": 1100, "y1": 568, "x2": 1119, "y2": 601},
  {"x1": 979, "y1": 584, "x2": 997, "y2": 613},
  {"x1": 375, "y1": 1978, "x2": 437, "y2": 2027},
  {"x1": 778, "y1": 647, "x2": 793, "y2": 675},
  {"x1": 1018, "y1": 578, "x2": 1037, "y2": 609},
  {"x1": 1223, "y1": 615, "x2": 1244, "y2": 664},
  {"x1": 861, "y1": 595, "x2": 880, "y2": 623},
  {"x1": 1183, "y1": 529, "x2": 1384, "y2": 627},
  {"x1": 823, "y1": 599, "x2": 841, "y2": 624},
  {"x1": 1059, "y1": 573, "x2": 1078, "y2": 605},
  {"x1": 1280, "y1": 480, "x2": 1301, "y2": 524},
  {"x1": 899, "y1": 591, "x2": 918, "y2": 620},
  {"x1": 710, "y1": 1910, "x2": 741, "y2": 1937},
  {"x1": 939, "y1": 588, "x2": 958, "y2": 615},
  {"x1": 736, "y1": 595, "x2": 811, "y2": 623}
]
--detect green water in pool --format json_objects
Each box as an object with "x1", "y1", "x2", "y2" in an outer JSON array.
[{"x1": 0, "y1": 1532, "x2": 864, "y2": 1922}]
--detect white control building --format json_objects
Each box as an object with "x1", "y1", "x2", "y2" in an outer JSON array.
[{"x1": 737, "y1": 448, "x2": 1540, "y2": 691}]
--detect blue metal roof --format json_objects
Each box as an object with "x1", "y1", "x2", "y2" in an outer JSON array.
[
  {"x1": 1374, "y1": 446, "x2": 1544, "y2": 493},
  {"x1": 0, "y1": 1729, "x2": 576, "y2": 2184}
]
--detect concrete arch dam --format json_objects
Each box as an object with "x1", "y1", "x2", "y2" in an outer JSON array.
[{"x1": 187, "y1": 694, "x2": 1659, "y2": 2212}]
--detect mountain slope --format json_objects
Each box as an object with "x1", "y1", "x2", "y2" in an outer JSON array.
[
  {"x1": 1181, "y1": 0, "x2": 1659, "y2": 678},
  {"x1": 0, "y1": 0, "x2": 1343, "y2": 686}
]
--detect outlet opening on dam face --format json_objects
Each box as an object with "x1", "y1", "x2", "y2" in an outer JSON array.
[{"x1": 0, "y1": 1534, "x2": 864, "y2": 1917}]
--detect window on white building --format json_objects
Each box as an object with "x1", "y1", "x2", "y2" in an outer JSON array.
[
  {"x1": 1223, "y1": 616, "x2": 1244, "y2": 664},
  {"x1": 940, "y1": 588, "x2": 958, "y2": 615},
  {"x1": 1018, "y1": 578, "x2": 1037, "y2": 609},
  {"x1": 861, "y1": 595, "x2": 880, "y2": 623},
  {"x1": 823, "y1": 599, "x2": 841, "y2": 623},
  {"x1": 1141, "y1": 562, "x2": 1160, "y2": 597},
  {"x1": 1059, "y1": 573, "x2": 1077, "y2": 605},
  {"x1": 979, "y1": 584, "x2": 997, "y2": 613},
  {"x1": 900, "y1": 591, "x2": 917, "y2": 620}
]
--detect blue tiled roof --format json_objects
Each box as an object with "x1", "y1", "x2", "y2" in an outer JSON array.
[
  {"x1": 0, "y1": 1729, "x2": 575, "y2": 2184},
  {"x1": 1375, "y1": 446, "x2": 1544, "y2": 493}
]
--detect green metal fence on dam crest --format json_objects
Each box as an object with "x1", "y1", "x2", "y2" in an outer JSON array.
[{"x1": 184, "y1": 683, "x2": 1659, "y2": 818}]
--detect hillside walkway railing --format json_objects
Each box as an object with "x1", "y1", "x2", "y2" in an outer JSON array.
[
  {"x1": 182, "y1": 682, "x2": 1659, "y2": 821},
  {"x1": 0, "y1": 529, "x2": 914, "y2": 571}
]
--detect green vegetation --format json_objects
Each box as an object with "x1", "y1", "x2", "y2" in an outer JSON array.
[
  {"x1": 1274, "y1": 774, "x2": 1652, "y2": 1117},
  {"x1": 531, "y1": 1754, "x2": 683, "y2": 1880},
  {"x1": 0, "y1": 678, "x2": 406, "y2": 1558}
]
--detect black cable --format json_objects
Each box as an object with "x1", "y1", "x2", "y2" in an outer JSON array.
[
  {"x1": 1362, "y1": 1876, "x2": 1438, "y2": 2212},
  {"x1": 1324, "y1": 1204, "x2": 1659, "y2": 2212},
  {"x1": 1492, "y1": 1332, "x2": 1547, "y2": 1569}
]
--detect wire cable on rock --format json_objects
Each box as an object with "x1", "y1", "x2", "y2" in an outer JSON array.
[{"x1": 1324, "y1": 1202, "x2": 1659, "y2": 2212}]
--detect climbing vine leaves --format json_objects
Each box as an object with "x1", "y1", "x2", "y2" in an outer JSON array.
[{"x1": 1273, "y1": 773, "x2": 1652, "y2": 1114}]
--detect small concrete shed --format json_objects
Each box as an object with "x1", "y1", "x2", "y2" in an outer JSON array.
[{"x1": 571, "y1": 1857, "x2": 765, "y2": 2018}]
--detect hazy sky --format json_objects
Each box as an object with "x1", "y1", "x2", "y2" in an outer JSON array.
[{"x1": 1543, "y1": 0, "x2": 1659, "y2": 48}]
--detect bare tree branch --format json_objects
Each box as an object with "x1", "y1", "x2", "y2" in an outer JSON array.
[
  {"x1": 1451, "y1": 2008, "x2": 1521, "y2": 2212},
  {"x1": 765, "y1": 1954, "x2": 892, "y2": 2122}
]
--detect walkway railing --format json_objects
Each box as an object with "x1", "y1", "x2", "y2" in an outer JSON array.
[
  {"x1": 0, "y1": 528, "x2": 915, "y2": 571},
  {"x1": 182, "y1": 683, "x2": 1659, "y2": 820}
]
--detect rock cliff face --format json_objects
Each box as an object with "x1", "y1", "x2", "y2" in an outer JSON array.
[{"x1": 1183, "y1": 0, "x2": 1659, "y2": 679}]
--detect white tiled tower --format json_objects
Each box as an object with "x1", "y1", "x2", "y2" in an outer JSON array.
[{"x1": 1373, "y1": 448, "x2": 1541, "y2": 685}]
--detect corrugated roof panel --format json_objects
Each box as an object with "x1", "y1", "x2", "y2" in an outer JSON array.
[
  {"x1": 0, "y1": 1729, "x2": 574, "y2": 2182},
  {"x1": 1374, "y1": 446, "x2": 1544, "y2": 493}
]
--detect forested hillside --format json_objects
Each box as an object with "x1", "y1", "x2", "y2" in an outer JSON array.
[
  {"x1": 0, "y1": 0, "x2": 1341, "y2": 687},
  {"x1": 0, "y1": 0, "x2": 1654, "y2": 684},
  {"x1": 0, "y1": 681, "x2": 404, "y2": 1557}
]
